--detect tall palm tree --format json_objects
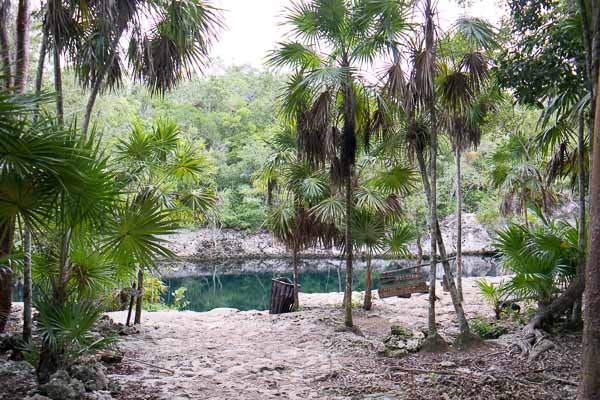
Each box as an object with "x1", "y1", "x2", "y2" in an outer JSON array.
[
  {"x1": 379, "y1": 3, "x2": 493, "y2": 347},
  {"x1": 438, "y1": 22, "x2": 501, "y2": 301},
  {"x1": 269, "y1": 0, "x2": 412, "y2": 328}
]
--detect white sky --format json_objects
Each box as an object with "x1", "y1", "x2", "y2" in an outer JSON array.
[{"x1": 210, "y1": 0, "x2": 505, "y2": 68}]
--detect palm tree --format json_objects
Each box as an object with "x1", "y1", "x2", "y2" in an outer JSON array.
[
  {"x1": 378, "y1": 3, "x2": 494, "y2": 347},
  {"x1": 114, "y1": 119, "x2": 217, "y2": 323},
  {"x1": 492, "y1": 209, "x2": 579, "y2": 307},
  {"x1": 269, "y1": 0, "x2": 412, "y2": 328},
  {"x1": 42, "y1": 0, "x2": 223, "y2": 136},
  {"x1": 489, "y1": 130, "x2": 554, "y2": 225},
  {"x1": 310, "y1": 158, "x2": 417, "y2": 311},
  {"x1": 438, "y1": 21, "x2": 501, "y2": 301},
  {"x1": 262, "y1": 127, "x2": 338, "y2": 310}
]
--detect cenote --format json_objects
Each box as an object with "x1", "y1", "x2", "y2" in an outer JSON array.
[
  {"x1": 11, "y1": 255, "x2": 501, "y2": 312},
  {"x1": 158, "y1": 255, "x2": 501, "y2": 312}
]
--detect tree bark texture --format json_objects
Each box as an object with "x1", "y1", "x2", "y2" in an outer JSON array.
[
  {"x1": 134, "y1": 269, "x2": 144, "y2": 324},
  {"x1": 15, "y1": 0, "x2": 30, "y2": 93},
  {"x1": 0, "y1": 0, "x2": 11, "y2": 88},
  {"x1": 578, "y1": 68, "x2": 600, "y2": 400},
  {"x1": 363, "y1": 253, "x2": 373, "y2": 311},
  {"x1": 344, "y1": 176, "x2": 354, "y2": 327},
  {"x1": 455, "y1": 148, "x2": 463, "y2": 302},
  {"x1": 292, "y1": 246, "x2": 299, "y2": 310},
  {"x1": 0, "y1": 221, "x2": 14, "y2": 333}
]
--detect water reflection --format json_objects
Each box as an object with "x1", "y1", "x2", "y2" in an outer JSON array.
[
  {"x1": 161, "y1": 255, "x2": 500, "y2": 312},
  {"x1": 11, "y1": 255, "x2": 500, "y2": 312}
]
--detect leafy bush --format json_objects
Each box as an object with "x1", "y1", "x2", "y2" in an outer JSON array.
[
  {"x1": 470, "y1": 316, "x2": 509, "y2": 339},
  {"x1": 492, "y1": 210, "x2": 579, "y2": 306},
  {"x1": 144, "y1": 277, "x2": 167, "y2": 304},
  {"x1": 475, "y1": 279, "x2": 507, "y2": 319},
  {"x1": 173, "y1": 287, "x2": 190, "y2": 310},
  {"x1": 35, "y1": 299, "x2": 116, "y2": 367}
]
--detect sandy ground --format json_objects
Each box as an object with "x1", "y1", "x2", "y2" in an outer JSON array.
[{"x1": 106, "y1": 278, "x2": 504, "y2": 400}]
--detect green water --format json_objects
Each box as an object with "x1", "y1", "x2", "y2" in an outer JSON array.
[
  {"x1": 161, "y1": 269, "x2": 380, "y2": 312},
  {"x1": 12, "y1": 255, "x2": 499, "y2": 312}
]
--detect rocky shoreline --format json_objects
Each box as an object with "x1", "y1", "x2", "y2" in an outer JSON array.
[{"x1": 164, "y1": 213, "x2": 496, "y2": 261}]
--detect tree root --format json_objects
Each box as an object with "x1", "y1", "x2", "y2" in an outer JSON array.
[
  {"x1": 454, "y1": 330, "x2": 482, "y2": 350},
  {"x1": 509, "y1": 327, "x2": 556, "y2": 363},
  {"x1": 420, "y1": 334, "x2": 449, "y2": 353}
]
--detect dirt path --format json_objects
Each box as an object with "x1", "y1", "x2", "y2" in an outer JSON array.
[{"x1": 107, "y1": 278, "x2": 502, "y2": 400}]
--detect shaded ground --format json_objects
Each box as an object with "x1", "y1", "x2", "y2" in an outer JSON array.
[{"x1": 106, "y1": 277, "x2": 581, "y2": 400}]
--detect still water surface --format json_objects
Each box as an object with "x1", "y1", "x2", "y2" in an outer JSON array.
[
  {"x1": 160, "y1": 255, "x2": 500, "y2": 312},
  {"x1": 12, "y1": 255, "x2": 500, "y2": 312}
]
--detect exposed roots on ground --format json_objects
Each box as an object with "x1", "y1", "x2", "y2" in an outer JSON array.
[
  {"x1": 454, "y1": 330, "x2": 483, "y2": 350},
  {"x1": 510, "y1": 327, "x2": 557, "y2": 362},
  {"x1": 420, "y1": 333, "x2": 449, "y2": 353}
]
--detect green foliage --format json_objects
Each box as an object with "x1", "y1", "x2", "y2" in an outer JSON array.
[
  {"x1": 172, "y1": 287, "x2": 190, "y2": 311},
  {"x1": 144, "y1": 277, "x2": 167, "y2": 304},
  {"x1": 475, "y1": 279, "x2": 507, "y2": 319},
  {"x1": 492, "y1": 210, "x2": 580, "y2": 306},
  {"x1": 35, "y1": 298, "x2": 116, "y2": 366},
  {"x1": 469, "y1": 316, "x2": 509, "y2": 339}
]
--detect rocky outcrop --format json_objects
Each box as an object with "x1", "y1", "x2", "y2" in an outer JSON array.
[{"x1": 163, "y1": 212, "x2": 495, "y2": 260}]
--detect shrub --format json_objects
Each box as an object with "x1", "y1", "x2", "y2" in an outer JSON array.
[{"x1": 470, "y1": 316, "x2": 509, "y2": 339}]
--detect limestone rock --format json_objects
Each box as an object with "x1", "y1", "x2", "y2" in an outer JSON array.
[
  {"x1": 382, "y1": 326, "x2": 425, "y2": 357},
  {"x1": 70, "y1": 363, "x2": 109, "y2": 391},
  {"x1": 40, "y1": 370, "x2": 85, "y2": 400},
  {"x1": 81, "y1": 391, "x2": 114, "y2": 400},
  {"x1": 0, "y1": 359, "x2": 37, "y2": 397}
]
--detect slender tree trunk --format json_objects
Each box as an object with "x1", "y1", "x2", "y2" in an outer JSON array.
[
  {"x1": 134, "y1": 269, "x2": 144, "y2": 324},
  {"x1": 344, "y1": 176, "x2": 354, "y2": 327},
  {"x1": 424, "y1": 0, "x2": 440, "y2": 341},
  {"x1": 573, "y1": 113, "x2": 587, "y2": 324},
  {"x1": 416, "y1": 149, "x2": 471, "y2": 336},
  {"x1": 15, "y1": 0, "x2": 30, "y2": 93},
  {"x1": 81, "y1": 31, "x2": 123, "y2": 137},
  {"x1": 363, "y1": 252, "x2": 373, "y2": 311},
  {"x1": 22, "y1": 230, "x2": 32, "y2": 341},
  {"x1": 52, "y1": 39, "x2": 64, "y2": 127},
  {"x1": 292, "y1": 246, "x2": 299, "y2": 311},
  {"x1": 416, "y1": 236, "x2": 423, "y2": 266},
  {"x1": 0, "y1": 221, "x2": 14, "y2": 333},
  {"x1": 126, "y1": 282, "x2": 136, "y2": 326},
  {"x1": 0, "y1": 0, "x2": 11, "y2": 89},
  {"x1": 523, "y1": 193, "x2": 529, "y2": 227},
  {"x1": 33, "y1": 21, "x2": 48, "y2": 117},
  {"x1": 578, "y1": 69, "x2": 600, "y2": 400},
  {"x1": 455, "y1": 148, "x2": 463, "y2": 302}
]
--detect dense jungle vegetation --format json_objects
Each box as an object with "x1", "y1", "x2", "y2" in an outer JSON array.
[{"x1": 1, "y1": 0, "x2": 600, "y2": 398}]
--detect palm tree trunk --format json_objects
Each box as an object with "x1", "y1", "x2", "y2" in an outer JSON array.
[
  {"x1": 81, "y1": 28, "x2": 124, "y2": 137},
  {"x1": 416, "y1": 236, "x2": 423, "y2": 265},
  {"x1": 0, "y1": 221, "x2": 14, "y2": 333},
  {"x1": 416, "y1": 149, "x2": 471, "y2": 337},
  {"x1": 363, "y1": 252, "x2": 373, "y2": 311},
  {"x1": 15, "y1": 0, "x2": 31, "y2": 93},
  {"x1": 0, "y1": 0, "x2": 11, "y2": 89},
  {"x1": 52, "y1": 38, "x2": 64, "y2": 127},
  {"x1": 22, "y1": 230, "x2": 32, "y2": 341},
  {"x1": 344, "y1": 176, "x2": 354, "y2": 328},
  {"x1": 572, "y1": 113, "x2": 587, "y2": 324},
  {"x1": 424, "y1": 0, "x2": 440, "y2": 341},
  {"x1": 455, "y1": 148, "x2": 463, "y2": 302},
  {"x1": 579, "y1": 67, "x2": 600, "y2": 400},
  {"x1": 134, "y1": 269, "x2": 144, "y2": 325},
  {"x1": 292, "y1": 246, "x2": 299, "y2": 310}
]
